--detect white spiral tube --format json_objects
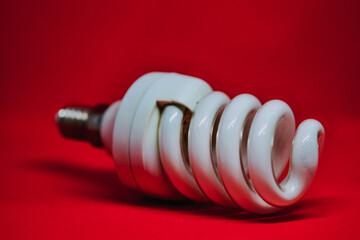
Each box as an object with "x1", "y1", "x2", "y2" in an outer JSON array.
[{"x1": 99, "y1": 72, "x2": 324, "y2": 214}]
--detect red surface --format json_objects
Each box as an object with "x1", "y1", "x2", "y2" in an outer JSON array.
[{"x1": 1, "y1": 0, "x2": 360, "y2": 239}]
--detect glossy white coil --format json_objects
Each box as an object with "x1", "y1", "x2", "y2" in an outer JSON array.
[{"x1": 101, "y1": 72, "x2": 325, "y2": 214}]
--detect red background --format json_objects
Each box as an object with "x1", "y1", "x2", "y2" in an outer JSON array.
[{"x1": 1, "y1": 0, "x2": 360, "y2": 239}]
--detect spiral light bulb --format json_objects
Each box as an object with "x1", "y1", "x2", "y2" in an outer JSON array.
[{"x1": 56, "y1": 72, "x2": 325, "y2": 214}]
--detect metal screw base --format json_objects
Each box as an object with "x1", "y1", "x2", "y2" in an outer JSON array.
[{"x1": 55, "y1": 104, "x2": 109, "y2": 147}]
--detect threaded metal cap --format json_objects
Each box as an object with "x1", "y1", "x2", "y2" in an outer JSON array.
[{"x1": 55, "y1": 104, "x2": 109, "y2": 147}]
